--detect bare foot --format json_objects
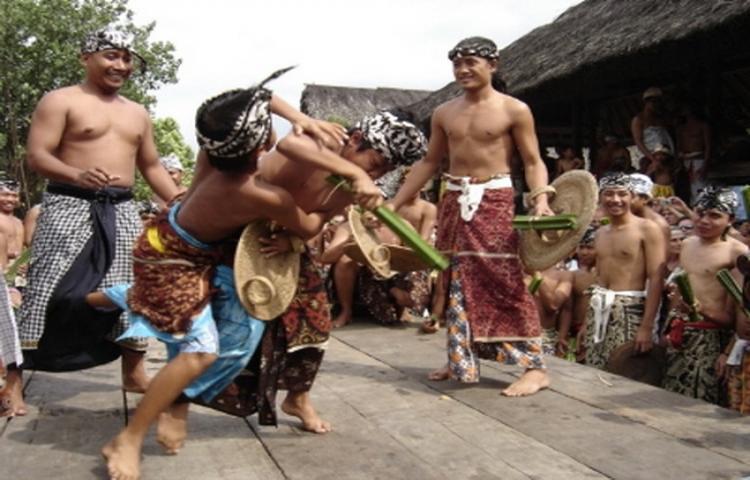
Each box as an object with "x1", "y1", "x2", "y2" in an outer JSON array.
[
  {"x1": 281, "y1": 392, "x2": 332, "y2": 434},
  {"x1": 331, "y1": 309, "x2": 352, "y2": 329},
  {"x1": 501, "y1": 369, "x2": 550, "y2": 397},
  {"x1": 427, "y1": 365, "x2": 451, "y2": 381},
  {"x1": 1, "y1": 369, "x2": 27, "y2": 417},
  {"x1": 102, "y1": 432, "x2": 142, "y2": 480},
  {"x1": 121, "y1": 349, "x2": 150, "y2": 394},
  {"x1": 156, "y1": 403, "x2": 188, "y2": 455},
  {"x1": 420, "y1": 317, "x2": 440, "y2": 334}
]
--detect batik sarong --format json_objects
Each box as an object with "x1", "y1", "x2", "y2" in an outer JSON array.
[
  {"x1": 0, "y1": 277, "x2": 22, "y2": 369},
  {"x1": 662, "y1": 310, "x2": 723, "y2": 404},
  {"x1": 727, "y1": 337, "x2": 750, "y2": 415},
  {"x1": 437, "y1": 175, "x2": 542, "y2": 383},
  {"x1": 236, "y1": 253, "x2": 331, "y2": 425},
  {"x1": 541, "y1": 327, "x2": 558, "y2": 356},
  {"x1": 358, "y1": 269, "x2": 431, "y2": 325},
  {"x1": 19, "y1": 183, "x2": 143, "y2": 371},
  {"x1": 128, "y1": 205, "x2": 221, "y2": 334},
  {"x1": 584, "y1": 286, "x2": 645, "y2": 369}
]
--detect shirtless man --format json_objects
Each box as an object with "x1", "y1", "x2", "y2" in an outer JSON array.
[
  {"x1": 389, "y1": 36, "x2": 554, "y2": 396},
  {"x1": 99, "y1": 71, "x2": 380, "y2": 478},
  {"x1": 629, "y1": 173, "x2": 670, "y2": 255},
  {"x1": 330, "y1": 171, "x2": 437, "y2": 328},
  {"x1": 533, "y1": 266, "x2": 573, "y2": 356},
  {"x1": 662, "y1": 187, "x2": 747, "y2": 403},
  {"x1": 582, "y1": 173, "x2": 666, "y2": 369},
  {"x1": 0, "y1": 179, "x2": 24, "y2": 260},
  {"x1": 12, "y1": 27, "x2": 180, "y2": 417},
  {"x1": 561, "y1": 227, "x2": 598, "y2": 360},
  {"x1": 23, "y1": 205, "x2": 41, "y2": 247},
  {"x1": 676, "y1": 103, "x2": 711, "y2": 199}
]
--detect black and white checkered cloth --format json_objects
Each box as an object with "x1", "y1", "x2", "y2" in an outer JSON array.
[
  {"x1": 0, "y1": 276, "x2": 22, "y2": 368},
  {"x1": 18, "y1": 192, "x2": 144, "y2": 350}
]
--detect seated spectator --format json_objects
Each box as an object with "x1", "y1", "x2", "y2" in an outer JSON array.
[
  {"x1": 555, "y1": 145, "x2": 584, "y2": 177},
  {"x1": 647, "y1": 144, "x2": 678, "y2": 199},
  {"x1": 631, "y1": 87, "x2": 675, "y2": 165},
  {"x1": 595, "y1": 135, "x2": 632, "y2": 177}
]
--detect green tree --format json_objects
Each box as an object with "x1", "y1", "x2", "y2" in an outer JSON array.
[
  {"x1": 0, "y1": 0, "x2": 181, "y2": 209},
  {"x1": 133, "y1": 117, "x2": 194, "y2": 201}
]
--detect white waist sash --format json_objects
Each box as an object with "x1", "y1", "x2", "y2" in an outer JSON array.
[
  {"x1": 728, "y1": 336, "x2": 750, "y2": 366},
  {"x1": 444, "y1": 175, "x2": 512, "y2": 222},
  {"x1": 589, "y1": 286, "x2": 646, "y2": 344}
]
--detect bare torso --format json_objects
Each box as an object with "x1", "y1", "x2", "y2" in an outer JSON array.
[
  {"x1": 595, "y1": 217, "x2": 653, "y2": 291},
  {"x1": 680, "y1": 236, "x2": 747, "y2": 320},
  {"x1": 0, "y1": 214, "x2": 23, "y2": 259},
  {"x1": 52, "y1": 85, "x2": 149, "y2": 187},
  {"x1": 438, "y1": 93, "x2": 519, "y2": 178}
]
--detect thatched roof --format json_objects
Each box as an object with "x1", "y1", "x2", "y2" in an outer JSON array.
[
  {"x1": 400, "y1": 0, "x2": 750, "y2": 129},
  {"x1": 300, "y1": 84, "x2": 431, "y2": 127}
]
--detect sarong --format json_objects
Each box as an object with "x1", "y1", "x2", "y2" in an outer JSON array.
[
  {"x1": 727, "y1": 337, "x2": 750, "y2": 415},
  {"x1": 128, "y1": 205, "x2": 221, "y2": 334},
  {"x1": 0, "y1": 277, "x2": 22, "y2": 368},
  {"x1": 541, "y1": 327, "x2": 558, "y2": 356},
  {"x1": 584, "y1": 286, "x2": 645, "y2": 369},
  {"x1": 643, "y1": 126, "x2": 675, "y2": 154},
  {"x1": 19, "y1": 183, "x2": 142, "y2": 371},
  {"x1": 236, "y1": 253, "x2": 331, "y2": 425},
  {"x1": 680, "y1": 151, "x2": 706, "y2": 199},
  {"x1": 358, "y1": 269, "x2": 431, "y2": 325},
  {"x1": 662, "y1": 310, "x2": 722, "y2": 404},
  {"x1": 437, "y1": 175, "x2": 542, "y2": 383}
]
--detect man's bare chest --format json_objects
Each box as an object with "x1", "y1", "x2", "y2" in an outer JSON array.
[{"x1": 65, "y1": 104, "x2": 142, "y2": 143}]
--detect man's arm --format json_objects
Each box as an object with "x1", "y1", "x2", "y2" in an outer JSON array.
[
  {"x1": 390, "y1": 109, "x2": 448, "y2": 210},
  {"x1": 270, "y1": 95, "x2": 346, "y2": 149},
  {"x1": 319, "y1": 223, "x2": 353, "y2": 264},
  {"x1": 638, "y1": 220, "x2": 667, "y2": 352},
  {"x1": 510, "y1": 100, "x2": 552, "y2": 216},
  {"x1": 418, "y1": 202, "x2": 437, "y2": 241},
  {"x1": 136, "y1": 113, "x2": 181, "y2": 202}
]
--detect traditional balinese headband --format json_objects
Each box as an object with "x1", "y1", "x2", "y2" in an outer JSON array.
[
  {"x1": 81, "y1": 26, "x2": 146, "y2": 72},
  {"x1": 599, "y1": 172, "x2": 632, "y2": 192},
  {"x1": 628, "y1": 173, "x2": 653, "y2": 198},
  {"x1": 195, "y1": 66, "x2": 294, "y2": 161},
  {"x1": 448, "y1": 36, "x2": 500, "y2": 61},
  {"x1": 354, "y1": 112, "x2": 426, "y2": 167},
  {"x1": 693, "y1": 186, "x2": 738, "y2": 216}
]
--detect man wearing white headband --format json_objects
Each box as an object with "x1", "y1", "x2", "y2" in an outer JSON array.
[
  {"x1": 629, "y1": 173, "x2": 670, "y2": 256},
  {"x1": 580, "y1": 173, "x2": 666, "y2": 369},
  {"x1": 389, "y1": 36, "x2": 555, "y2": 397},
  {"x1": 14, "y1": 26, "x2": 181, "y2": 417}
]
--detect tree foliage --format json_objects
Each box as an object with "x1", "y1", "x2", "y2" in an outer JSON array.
[
  {"x1": 132, "y1": 117, "x2": 194, "y2": 201},
  {"x1": 0, "y1": 0, "x2": 181, "y2": 209}
]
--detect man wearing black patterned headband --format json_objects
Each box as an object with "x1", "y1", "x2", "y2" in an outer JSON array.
[
  {"x1": 0, "y1": 177, "x2": 24, "y2": 261},
  {"x1": 14, "y1": 26, "x2": 182, "y2": 418},
  {"x1": 580, "y1": 173, "x2": 666, "y2": 369},
  {"x1": 388, "y1": 36, "x2": 554, "y2": 397},
  {"x1": 96, "y1": 72, "x2": 364, "y2": 478},
  {"x1": 662, "y1": 186, "x2": 747, "y2": 404}
]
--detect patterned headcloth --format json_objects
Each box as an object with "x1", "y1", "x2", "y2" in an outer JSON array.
[
  {"x1": 354, "y1": 112, "x2": 426, "y2": 167},
  {"x1": 375, "y1": 166, "x2": 408, "y2": 199},
  {"x1": 81, "y1": 26, "x2": 146, "y2": 71},
  {"x1": 693, "y1": 186, "x2": 738, "y2": 216},
  {"x1": 160, "y1": 153, "x2": 183, "y2": 172},
  {"x1": 629, "y1": 173, "x2": 653, "y2": 198},
  {"x1": 448, "y1": 36, "x2": 500, "y2": 62},
  {"x1": 195, "y1": 66, "x2": 294, "y2": 161},
  {"x1": 599, "y1": 172, "x2": 632, "y2": 192},
  {"x1": 0, "y1": 173, "x2": 19, "y2": 193},
  {"x1": 580, "y1": 225, "x2": 598, "y2": 245}
]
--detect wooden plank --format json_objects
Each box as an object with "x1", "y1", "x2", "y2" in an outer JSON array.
[
  {"x1": 333, "y1": 324, "x2": 750, "y2": 480},
  {"x1": 0, "y1": 349, "x2": 282, "y2": 480},
  {"x1": 317, "y1": 336, "x2": 605, "y2": 480}
]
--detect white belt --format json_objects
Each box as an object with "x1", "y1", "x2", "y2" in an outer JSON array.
[
  {"x1": 445, "y1": 176, "x2": 511, "y2": 222},
  {"x1": 589, "y1": 286, "x2": 645, "y2": 344}
]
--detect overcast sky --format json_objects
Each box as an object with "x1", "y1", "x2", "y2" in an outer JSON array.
[{"x1": 128, "y1": 0, "x2": 581, "y2": 149}]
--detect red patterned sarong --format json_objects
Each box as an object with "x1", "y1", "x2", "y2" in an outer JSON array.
[{"x1": 436, "y1": 188, "x2": 540, "y2": 341}]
